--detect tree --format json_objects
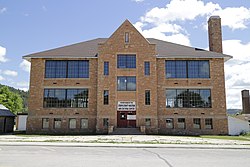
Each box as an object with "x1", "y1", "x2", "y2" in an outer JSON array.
[{"x1": 0, "y1": 86, "x2": 23, "y2": 114}]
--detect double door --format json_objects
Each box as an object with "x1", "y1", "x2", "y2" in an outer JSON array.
[{"x1": 117, "y1": 111, "x2": 136, "y2": 128}]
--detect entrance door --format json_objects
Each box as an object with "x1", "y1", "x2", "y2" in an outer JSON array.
[{"x1": 117, "y1": 111, "x2": 136, "y2": 128}]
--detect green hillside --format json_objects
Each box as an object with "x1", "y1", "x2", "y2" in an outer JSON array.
[{"x1": 0, "y1": 84, "x2": 29, "y2": 112}]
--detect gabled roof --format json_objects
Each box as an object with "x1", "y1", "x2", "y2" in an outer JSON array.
[
  {"x1": 23, "y1": 38, "x2": 107, "y2": 61},
  {"x1": 23, "y1": 38, "x2": 232, "y2": 61},
  {"x1": 0, "y1": 104, "x2": 15, "y2": 117},
  {"x1": 148, "y1": 38, "x2": 232, "y2": 61}
]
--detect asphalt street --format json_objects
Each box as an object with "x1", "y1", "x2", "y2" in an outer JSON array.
[{"x1": 0, "y1": 145, "x2": 249, "y2": 167}]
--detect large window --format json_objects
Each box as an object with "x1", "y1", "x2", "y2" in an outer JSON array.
[
  {"x1": 44, "y1": 89, "x2": 88, "y2": 108},
  {"x1": 117, "y1": 55, "x2": 136, "y2": 68},
  {"x1": 117, "y1": 76, "x2": 136, "y2": 91},
  {"x1": 165, "y1": 60, "x2": 210, "y2": 78},
  {"x1": 45, "y1": 60, "x2": 89, "y2": 78},
  {"x1": 166, "y1": 89, "x2": 211, "y2": 108}
]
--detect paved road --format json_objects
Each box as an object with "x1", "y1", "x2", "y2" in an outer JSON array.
[{"x1": 0, "y1": 145, "x2": 249, "y2": 167}]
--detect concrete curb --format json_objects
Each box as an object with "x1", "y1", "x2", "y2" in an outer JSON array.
[{"x1": 0, "y1": 142, "x2": 250, "y2": 149}]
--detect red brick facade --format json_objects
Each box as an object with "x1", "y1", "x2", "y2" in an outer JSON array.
[{"x1": 24, "y1": 18, "x2": 231, "y2": 135}]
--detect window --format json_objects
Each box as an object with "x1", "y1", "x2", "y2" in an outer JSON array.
[
  {"x1": 166, "y1": 89, "x2": 211, "y2": 108},
  {"x1": 68, "y1": 60, "x2": 89, "y2": 78},
  {"x1": 43, "y1": 89, "x2": 66, "y2": 108},
  {"x1": 205, "y1": 118, "x2": 213, "y2": 129},
  {"x1": 120, "y1": 113, "x2": 126, "y2": 120},
  {"x1": 69, "y1": 118, "x2": 76, "y2": 129},
  {"x1": 188, "y1": 61, "x2": 210, "y2": 78},
  {"x1": 54, "y1": 118, "x2": 61, "y2": 129},
  {"x1": 144, "y1": 62, "x2": 150, "y2": 75},
  {"x1": 193, "y1": 118, "x2": 201, "y2": 129},
  {"x1": 117, "y1": 76, "x2": 136, "y2": 91},
  {"x1": 165, "y1": 60, "x2": 187, "y2": 78},
  {"x1": 117, "y1": 55, "x2": 136, "y2": 68},
  {"x1": 67, "y1": 89, "x2": 88, "y2": 108},
  {"x1": 145, "y1": 90, "x2": 150, "y2": 105},
  {"x1": 42, "y1": 118, "x2": 49, "y2": 129},
  {"x1": 104, "y1": 61, "x2": 109, "y2": 75},
  {"x1": 103, "y1": 118, "x2": 109, "y2": 127},
  {"x1": 81, "y1": 118, "x2": 88, "y2": 129},
  {"x1": 44, "y1": 89, "x2": 89, "y2": 108},
  {"x1": 45, "y1": 60, "x2": 67, "y2": 78},
  {"x1": 165, "y1": 60, "x2": 210, "y2": 78},
  {"x1": 177, "y1": 118, "x2": 185, "y2": 129},
  {"x1": 166, "y1": 118, "x2": 174, "y2": 129},
  {"x1": 45, "y1": 60, "x2": 89, "y2": 78},
  {"x1": 145, "y1": 118, "x2": 151, "y2": 127},
  {"x1": 125, "y1": 32, "x2": 129, "y2": 43},
  {"x1": 103, "y1": 90, "x2": 109, "y2": 105}
]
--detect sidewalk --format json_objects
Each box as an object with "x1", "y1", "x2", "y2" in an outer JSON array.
[{"x1": 0, "y1": 134, "x2": 250, "y2": 149}]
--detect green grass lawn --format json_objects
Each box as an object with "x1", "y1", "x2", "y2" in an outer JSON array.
[{"x1": 200, "y1": 133, "x2": 250, "y2": 141}]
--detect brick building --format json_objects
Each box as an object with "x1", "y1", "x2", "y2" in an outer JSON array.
[{"x1": 23, "y1": 16, "x2": 232, "y2": 135}]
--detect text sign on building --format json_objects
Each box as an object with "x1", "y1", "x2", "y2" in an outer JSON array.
[
  {"x1": 117, "y1": 101, "x2": 136, "y2": 111},
  {"x1": 127, "y1": 115, "x2": 136, "y2": 120}
]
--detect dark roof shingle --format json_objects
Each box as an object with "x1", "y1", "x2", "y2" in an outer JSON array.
[{"x1": 23, "y1": 38, "x2": 232, "y2": 61}]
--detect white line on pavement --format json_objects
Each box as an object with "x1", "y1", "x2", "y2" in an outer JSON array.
[{"x1": 42, "y1": 147, "x2": 56, "y2": 152}]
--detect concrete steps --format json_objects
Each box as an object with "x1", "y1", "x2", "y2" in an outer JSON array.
[{"x1": 110, "y1": 128, "x2": 145, "y2": 135}]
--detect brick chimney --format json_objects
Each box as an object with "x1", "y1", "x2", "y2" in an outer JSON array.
[
  {"x1": 242, "y1": 90, "x2": 250, "y2": 114},
  {"x1": 208, "y1": 16, "x2": 223, "y2": 53}
]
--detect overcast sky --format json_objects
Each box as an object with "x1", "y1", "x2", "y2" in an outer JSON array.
[{"x1": 0, "y1": 0, "x2": 249, "y2": 109}]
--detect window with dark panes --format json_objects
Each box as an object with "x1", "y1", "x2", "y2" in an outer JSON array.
[
  {"x1": 144, "y1": 62, "x2": 150, "y2": 76},
  {"x1": 165, "y1": 60, "x2": 210, "y2": 79},
  {"x1": 145, "y1": 90, "x2": 150, "y2": 105},
  {"x1": 117, "y1": 76, "x2": 136, "y2": 91},
  {"x1": 44, "y1": 89, "x2": 88, "y2": 108},
  {"x1": 45, "y1": 61, "x2": 56, "y2": 78},
  {"x1": 79, "y1": 60, "x2": 89, "y2": 78},
  {"x1": 165, "y1": 60, "x2": 187, "y2": 78},
  {"x1": 103, "y1": 90, "x2": 109, "y2": 105},
  {"x1": 117, "y1": 55, "x2": 136, "y2": 68},
  {"x1": 45, "y1": 60, "x2": 67, "y2": 78},
  {"x1": 104, "y1": 61, "x2": 109, "y2": 75},
  {"x1": 45, "y1": 60, "x2": 89, "y2": 78},
  {"x1": 188, "y1": 61, "x2": 209, "y2": 78},
  {"x1": 166, "y1": 89, "x2": 211, "y2": 108}
]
